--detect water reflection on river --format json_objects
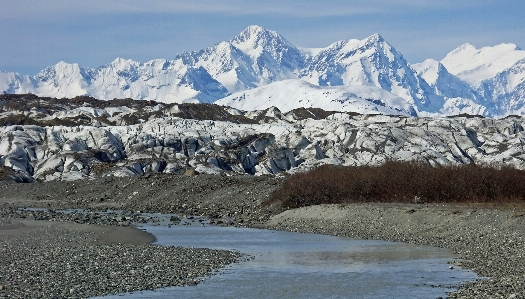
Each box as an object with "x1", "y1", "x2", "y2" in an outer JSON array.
[{"x1": 96, "y1": 222, "x2": 478, "y2": 299}]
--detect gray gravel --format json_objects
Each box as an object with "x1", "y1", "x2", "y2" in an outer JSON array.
[
  {"x1": 0, "y1": 207, "x2": 177, "y2": 227},
  {"x1": 2, "y1": 174, "x2": 525, "y2": 298},
  {"x1": 0, "y1": 173, "x2": 283, "y2": 226},
  {"x1": 0, "y1": 174, "x2": 281, "y2": 299},
  {"x1": 0, "y1": 219, "x2": 240, "y2": 299},
  {"x1": 264, "y1": 204, "x2": 525, "y2": 299}
]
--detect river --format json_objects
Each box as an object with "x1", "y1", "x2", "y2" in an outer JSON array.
[{"x1": 94, "y1": 216, "x2": 479, "y2": 299}]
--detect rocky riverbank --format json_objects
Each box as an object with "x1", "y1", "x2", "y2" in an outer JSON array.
[
  {"x1": 0, "y1": 173, "x2": 283, "y2": 226},
  {"x1": 0, "y1": 218, "x2": 241, "y2": 299},
  {"x1": 0, "y1": 173, "x2": 281, "y2": 299},
  {"x1": 265, "y1": 204, "x2": 525, "y2": 299},
  {"x1": 2, "y1": 174, "x2": 525, "y2": 298}
]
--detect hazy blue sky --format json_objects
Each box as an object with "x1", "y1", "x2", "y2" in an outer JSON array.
[{"x1": 1, "y1": 0, "x2": 524, "y2": 75}]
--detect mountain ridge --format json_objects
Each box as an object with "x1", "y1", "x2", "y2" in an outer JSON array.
[{"x1": 1, "y1": 25, "x2": 524, "y2": 118}]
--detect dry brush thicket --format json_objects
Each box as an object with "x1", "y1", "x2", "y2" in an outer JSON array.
[{"x1": 267, "y1": 161, "x2": 525, "y2": 208}]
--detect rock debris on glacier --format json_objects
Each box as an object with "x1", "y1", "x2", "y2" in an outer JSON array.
[{"x1": 1, "y1": 95, "x2": 525, "y2": 182}]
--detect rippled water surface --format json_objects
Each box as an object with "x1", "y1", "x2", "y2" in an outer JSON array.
[{"x1": 96, "y1": 223, "x2": 478, "y2": 299}]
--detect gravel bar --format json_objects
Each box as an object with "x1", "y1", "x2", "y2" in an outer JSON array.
[{"x1": 0, "y1": 218, "x2": 240, "y2": 299}]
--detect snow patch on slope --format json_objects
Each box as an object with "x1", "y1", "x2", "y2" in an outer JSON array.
[{"x1": 215, "y1": 79, "x2": 416, "y2": 116}]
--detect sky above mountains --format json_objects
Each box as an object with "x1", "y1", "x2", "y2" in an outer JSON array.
[{"x1": 1, "y1": 0, "x2": 524, "y2": 75}]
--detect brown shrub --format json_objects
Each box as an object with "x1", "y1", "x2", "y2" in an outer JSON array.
[
  {"x1": 173, "y1": 103, "x2": 257, "y2": 124},
  {"x1": 265, "y1": 161, "x2": 525, "y2": 209}
]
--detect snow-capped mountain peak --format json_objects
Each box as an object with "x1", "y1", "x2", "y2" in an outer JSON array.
[
  {"x1": 185, "y1": 25, "x2": 305, "y2": 94},
  {"x1": 108, "y1": 57, "x2": 140, "y2": 70},
  {"x1": 33, "y1": 61, "x2": 93, "y2": 98},
  {"x1": 2, "y1": 26, "x2": 525, "y2": 117},
  {"x1": 365, "y1": 33, "x2": 384, "y2": 43},
  {"x1": 411, "y1": 59, "x2": 486, "y2": 116},
  {"x1": 36, "y1": 61, "x2": 86, "y2": 79},
  {"x1": 231, "y1": 25, "x2": 304, "y2": 67},
  {"x1": 446, "y1": 43, "x2": 477, "y2": 56},
  {"x1": 441, "y1": 42, "x2": 525, "y2": 85},
  {"x1": 300, "y1": 32, "x2": 436, "y2": 114},
  {"x1": 412, "y1": 59, "x2": 443, "y2": 85},
  {"x1": 232, "y1": 25, "x2": 287, "y2": 47},
  {"x1": 231, "y1": 25, "x2": 293, "y2": 61}
]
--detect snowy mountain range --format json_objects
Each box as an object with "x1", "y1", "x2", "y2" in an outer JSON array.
[{"x1": 1, "y1": 25, "x2": 525, "y2": 117}]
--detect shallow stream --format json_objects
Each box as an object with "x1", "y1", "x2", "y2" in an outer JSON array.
[{"x1": 95, "y1": 216, "x2": 479, "y2": 299}]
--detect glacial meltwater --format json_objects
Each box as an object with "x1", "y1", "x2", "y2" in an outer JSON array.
[{"x1": 95, "y1": 218, "x2": 479, "y2": 299}]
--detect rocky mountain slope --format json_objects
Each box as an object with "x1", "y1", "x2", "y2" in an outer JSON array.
[
  {"x1": 439, "y1": 43, "x2": 525, "y2": 116},
  {"x1": 1, "y1": 26, "x2": 525, "y2": 117},
  {"x1": 411, "y1": 59, "x2": 486, "y2": 116},
  {"x1": 300, "y1": 33, "x2": 438, "y2": 114},
  {"x1": 2, "y1": 94, "x2": 525, "y2": 182}
]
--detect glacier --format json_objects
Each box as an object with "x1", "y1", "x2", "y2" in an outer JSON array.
[{"x1": 2, "y1": 95, "x2": 525, "y2": 182}]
